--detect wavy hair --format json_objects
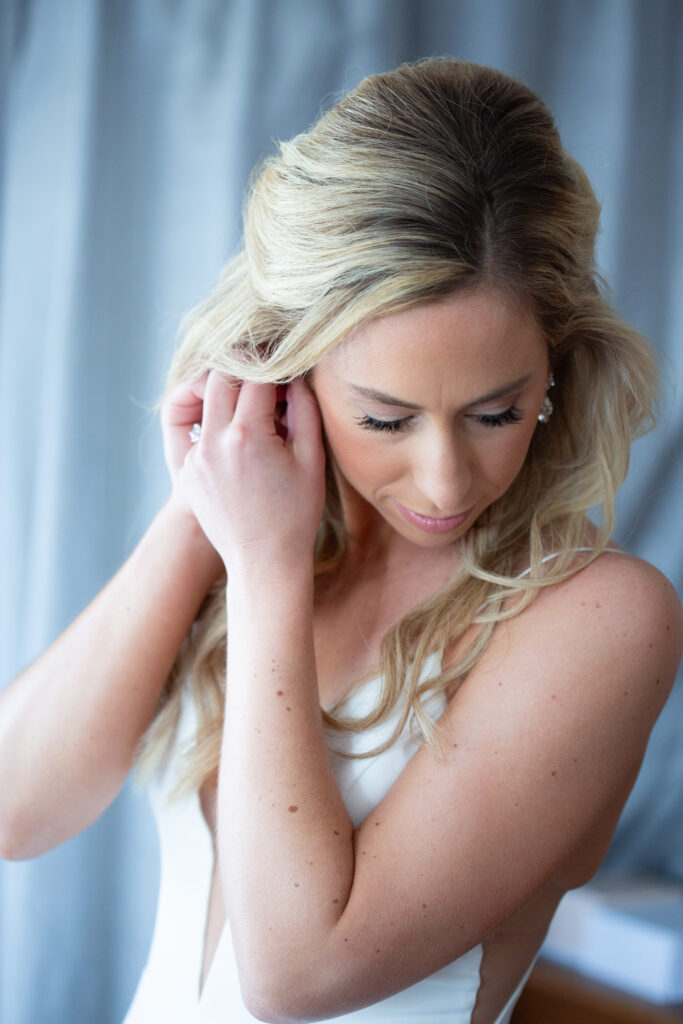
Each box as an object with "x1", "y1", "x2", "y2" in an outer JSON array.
[{"x1": 135, "y1": 58, "x2": 657, "y2": 793}]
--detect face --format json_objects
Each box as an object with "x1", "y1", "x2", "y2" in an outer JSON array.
[{"x1": 309, "y1": 285, "x2": 550, "y2": 550}]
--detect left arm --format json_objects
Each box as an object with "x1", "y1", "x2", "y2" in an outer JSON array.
[
  {"x1": 183, "y1": 374, "x2": 683, "y2": 1023},
  {"x1": 181, "y1": 373, "x2": 356, "y2": 1013},
  {"x1": 220, "y1": 563, "x2": 355, "y2": 1015}
]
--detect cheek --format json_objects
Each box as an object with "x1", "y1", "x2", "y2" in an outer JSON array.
[
  {"x1": 322, "y1": 416, "x2": 401, "y2": 489},
  {"x1": 338, "y1": 435, "x2": 396, "y2": 485},
  {"x1": 488, "y1": 425, "x2": 538, "y2": 486},
  {"x1": 505, "y1": 428, "x2": 536, "y2": 479}
]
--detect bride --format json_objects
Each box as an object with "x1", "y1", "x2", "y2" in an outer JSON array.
[{"x1": 1, "y1": 58, "x2": 680, "y2": 1024}]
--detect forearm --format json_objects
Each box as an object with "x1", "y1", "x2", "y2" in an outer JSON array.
[
  {"x1": 218, "y1": 559, "x2": 354, "y2": 1004},
  {"x1": 0, "y1": 498, "x2": 221, "y2": 858}
]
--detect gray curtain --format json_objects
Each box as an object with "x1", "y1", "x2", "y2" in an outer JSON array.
[{"x1": 1, "y1": 1, "x2": 681, "y2": 1021}]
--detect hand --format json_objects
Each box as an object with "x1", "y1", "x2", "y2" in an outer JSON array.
[
  {"x1": 180, "y1": 372, "x2": 325, "y2": 573},
  {"x1": 161, "y1": 373, "x2": 209, "y2": 488}
]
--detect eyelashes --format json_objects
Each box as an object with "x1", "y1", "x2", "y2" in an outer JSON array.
[
  {"x1": 476, "y1": 405, "x2": 524, "y2": 428},
  {"x1": 356, "y1": 414, "x2": 408, "y2": 433},
  {"x1": 356, "y1": 405, "x2": 524, "y2": 434}
]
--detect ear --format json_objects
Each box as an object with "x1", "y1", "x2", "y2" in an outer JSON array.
[{"x1": 274, "y1": 383, "x2": 289, "y2": 440}]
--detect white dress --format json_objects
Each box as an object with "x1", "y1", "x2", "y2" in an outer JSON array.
[{"x1": 123, "y1": 652, "x2": 536, "y2": 1023}]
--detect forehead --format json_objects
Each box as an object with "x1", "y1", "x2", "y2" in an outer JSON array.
[{"x1": 316, "y1": 286, "x2": 546, "y2": 401}]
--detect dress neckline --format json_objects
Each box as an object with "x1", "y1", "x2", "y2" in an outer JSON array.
[{"x1": 323, "y1": 649, "x2": 444, "y2": 715}]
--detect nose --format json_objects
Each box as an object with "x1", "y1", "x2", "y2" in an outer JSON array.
[{"x1": 414, "y1": 429, "x2": 472, "y2": 514}]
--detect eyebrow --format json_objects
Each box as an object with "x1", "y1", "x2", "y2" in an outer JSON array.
[{"x1": 347, "y1": 374, "x2": 533, "y2": 412}]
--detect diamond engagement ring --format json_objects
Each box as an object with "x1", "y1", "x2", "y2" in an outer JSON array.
[{"x1": 189, "y1": 423, "x2": 202, "y2": 443}]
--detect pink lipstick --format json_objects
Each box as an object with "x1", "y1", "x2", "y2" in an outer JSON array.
[{"x1": 394, "y1": 502, "x2": 474, "y2": 534}]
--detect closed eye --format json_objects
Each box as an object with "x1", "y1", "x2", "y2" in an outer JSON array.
[
  {"x1": 356, "y1": 413, "x2": 412, "y2": 434},
  {"x1": 474, "y1": 405, "x2": 524, "y2": 428},
  {"x1": 357, "y1": 405, "x2": 525, "y2": 433}
]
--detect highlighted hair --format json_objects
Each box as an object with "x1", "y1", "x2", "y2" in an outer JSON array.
[{"x1": 135, "y1": 59, "x2": 656, "y2": 793}]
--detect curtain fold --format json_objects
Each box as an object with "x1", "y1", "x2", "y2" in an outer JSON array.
[{"x1": 1, "y1": 2, "x2": 681, "y2": 1020}]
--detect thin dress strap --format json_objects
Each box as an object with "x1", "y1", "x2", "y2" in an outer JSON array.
[{"x1": 515, "y1": 546, "x2": 624, "y2": 579}]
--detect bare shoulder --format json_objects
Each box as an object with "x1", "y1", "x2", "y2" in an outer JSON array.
[
  {"x1": 449, "y1": 548, "x2": 682, "y2": 691},
  {"x1": 557, "y1": 547, "x2": 681, "y2": 622},
  {"x1": 444, "y1": 548, "x2": 683, "y2": 798},
  {"x1": 514, "y1": 549, "x2": 682, "y2": 706},
  {"x1": 439, "y1": 548, "x2": 683, "y2": 808}
]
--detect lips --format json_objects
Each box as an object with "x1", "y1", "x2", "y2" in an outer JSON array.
[{"x1": 394, "y1": 501, "x2": 475, "y2": 534}]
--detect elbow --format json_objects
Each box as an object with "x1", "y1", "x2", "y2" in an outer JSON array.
[
  {"x1": 241, "y1": 983, "x2": 300, "y2": 1024},
  {"x1": 239, "y1": 965, "x2": 333, "y2": 1024},
  {"x1": 234, "y1": 927, "x2": 348, "y2": 1021},
  {"x1": 241, "y1": 1000, "x2": 283, "y2": 1024}
]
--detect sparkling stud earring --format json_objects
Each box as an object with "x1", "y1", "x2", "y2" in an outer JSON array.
[{"x1": 537, "y1": 374, "x2": 555, "y2": 424}]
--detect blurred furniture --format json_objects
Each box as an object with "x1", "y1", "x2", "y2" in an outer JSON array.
[{"x1": 511, "y1": 960, "x2": 683, "y2": 1024}]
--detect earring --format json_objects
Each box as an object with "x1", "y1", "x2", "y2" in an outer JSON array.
[{"x1": 537, "y1": 374, "x2": 555, "y2": 423}]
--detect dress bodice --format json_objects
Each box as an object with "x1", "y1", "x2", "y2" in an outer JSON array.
[{"x1": 123, "y1": 652, "x2": 535, "y2": 1022}]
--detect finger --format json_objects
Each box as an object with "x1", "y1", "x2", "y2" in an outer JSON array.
[
  {"x1": 161, "y1": 373, "x2": 209, "y2": 428},
  {"x1": 231, "y1": 381, "x2": 279, "y2": 430},
  {"x1": 285, "y1": 378, "x2": 322, "y2": 452},
  {"x1": 200, "y1": 371, "x2": 241, "y2": 436}
]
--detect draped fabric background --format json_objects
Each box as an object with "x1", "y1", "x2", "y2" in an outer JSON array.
[{"x1": 0, "y1": 1, "x2": 681, "y2": 1020}]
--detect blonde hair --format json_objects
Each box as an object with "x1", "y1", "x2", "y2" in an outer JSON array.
[{"x1": 135, "y1": 58, "x2": 657, "y2": 792}]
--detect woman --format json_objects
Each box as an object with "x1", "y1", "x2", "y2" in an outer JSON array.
[{"x1": 0, "y1": 59, "x2": 681, "y2": 1024}]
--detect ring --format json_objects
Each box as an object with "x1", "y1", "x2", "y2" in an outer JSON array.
[{"x1": 189, "y1": 423, "x2": 202, "y2": 443}]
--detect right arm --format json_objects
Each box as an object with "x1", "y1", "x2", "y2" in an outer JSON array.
[{"x1": 0, "y1": 376, "x2": 220, "y2": 860}]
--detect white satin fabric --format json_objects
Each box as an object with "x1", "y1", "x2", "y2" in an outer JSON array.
[{"x1": 123, "y1": 653, "x2": 535, "y2": 1022}]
